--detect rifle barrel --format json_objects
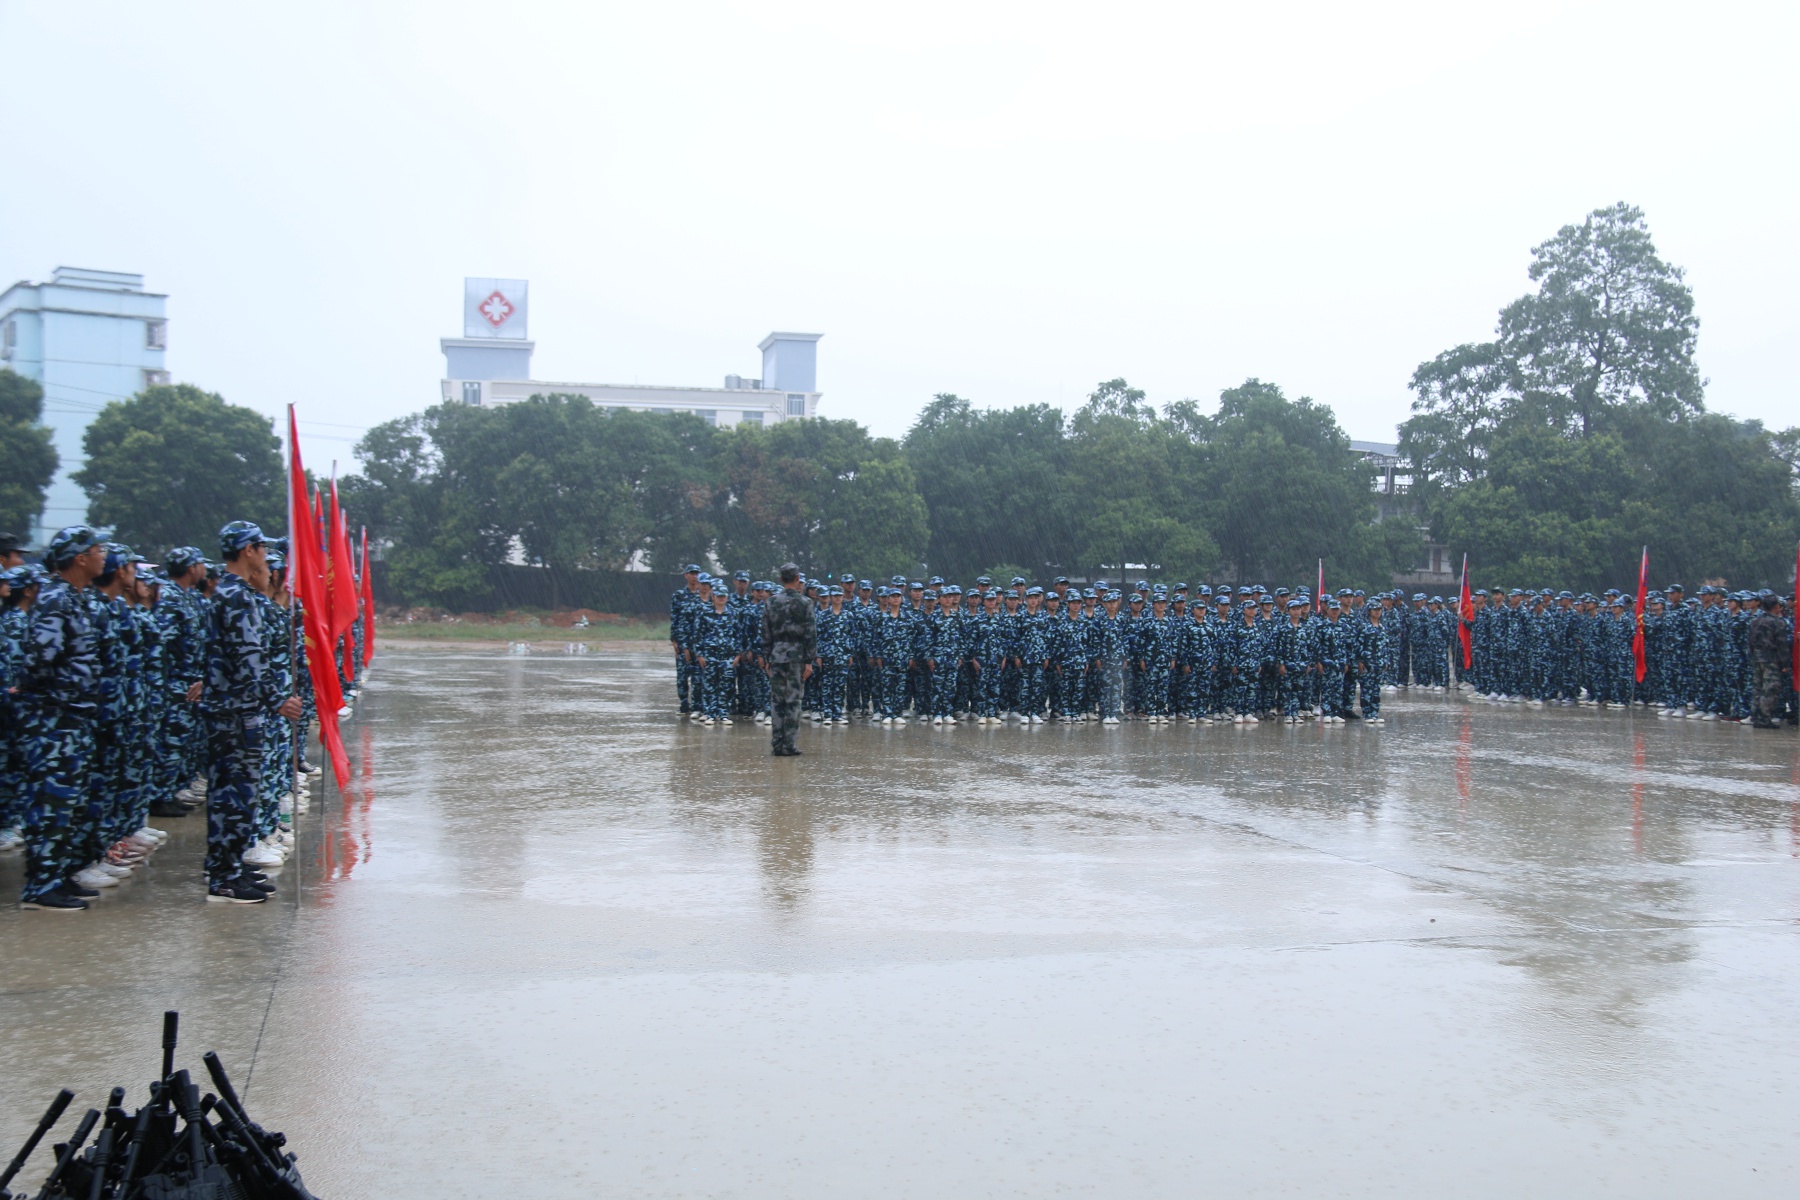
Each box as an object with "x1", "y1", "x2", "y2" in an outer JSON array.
[{"x1": 0, "y1": 1089, "x2": 74, "y2": 1193}]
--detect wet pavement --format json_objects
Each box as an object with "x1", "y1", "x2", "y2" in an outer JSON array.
[{"x1": 4, "y1": 646, "x2": 1799, "y2": 1197}]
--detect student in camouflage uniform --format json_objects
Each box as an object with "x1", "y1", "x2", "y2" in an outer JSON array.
[
  {"x1": 15, "y1": 527, "x2": 107, "y2": 911},
  {"x1": 204, "y1": 522, "x2": 304, "y2": 904}
]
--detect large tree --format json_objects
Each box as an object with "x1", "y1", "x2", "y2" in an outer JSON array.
[
  {"x1": 74, "y1": 383, "x2": 283, "y2": 553},
  {"x1": 902, "y1": 394, "x2": 1075, "y2": 578},
  {"x1": 0, "y1": 369, "x2": 58, "y2": 537},
  {"x1": 1400, "y1": 202, "x2": 1799, "y2": 589}
]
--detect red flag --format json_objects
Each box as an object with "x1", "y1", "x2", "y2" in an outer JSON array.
[
  {"x1": 326, "y1": 479, "x2": 360, "y2": 643},
  {"x1": 1316, "y1": 558, "x2": 1324, "y2": 615},
  {"x1": 287, "y1": 408, "x2": 351, "y2": 787},
  {"x1": 1794, "y1": 541, "x2": 1799, "y2": 686},
  {"x1": 360, "y1": 526, "x2": 375, "y2": 668},
  {"x1": 1458, "y1": 553, "x2": 1473, "y2": 669},
  {"x1": 1632, "y1": 546, "x2": 1649, "y2": 683}
]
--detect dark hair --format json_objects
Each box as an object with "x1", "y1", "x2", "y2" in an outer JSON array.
[
  {"x1": 1764, "y1": 595, "x2": 1781, "y2": 612},
  {"x1": 779, "y1": 564, "x2": 800, "y2": 584}
]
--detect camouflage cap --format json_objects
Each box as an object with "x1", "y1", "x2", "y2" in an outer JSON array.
[
  {"x1": 47, "y1": 525, "x2": 102, "y2": 567},
  {"x1": 165, "y1": 545, "x2": 205, "y2": 573},
  {"x1": 218, "y1": 520, "x2": 265, "y2": 557}
]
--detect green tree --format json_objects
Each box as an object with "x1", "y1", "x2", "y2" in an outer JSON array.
[
  {"x1": 1401, "y1": 202, "x2": 1798, "y2": 589},
  {"x1": 74, "y1": 383, "x2": 282, "y2": 553},
  {"x1": 1173, "y1": 380, "x2": 1402, "y2": 586},
  {"x1": 902, "y1": 394, "x2": 1074, "y2": 578},
  {"x1": 1066, "y1": 381, "x2": 1216, "y2": 579},
  {"x1": 716, "y1": 418, "x2": 926, "y2": 575},
  {"x1": 0, "y1": 369, "x2": 58, "y2": 536}
]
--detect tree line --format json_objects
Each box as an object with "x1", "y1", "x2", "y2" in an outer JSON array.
[{"x1": 5, "y1": 203, "x2": 1792, "y2": 604}]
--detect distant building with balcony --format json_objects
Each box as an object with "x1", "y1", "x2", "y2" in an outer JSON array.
[
  {"x1": 438, "y1": 278, "x2": 821, "y2": 426},
  {"x1": 1353, "y1": 439, "x2": 1455, "y2": 587},
  {"x1": 0, "y1": 267, "x2": 169, "y2": 547}
]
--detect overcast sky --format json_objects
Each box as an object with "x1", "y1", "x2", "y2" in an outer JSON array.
[{"x1": 4, "y1": 1, "x2": 1794, "y2": 470}]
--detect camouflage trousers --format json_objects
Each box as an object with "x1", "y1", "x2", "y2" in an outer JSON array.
[
  {"x1": 206, "y1": 717, "x2": 264, "y2": 887},
  {"x1": 0, "y1": 699, "x2": 24, "y2": 831},
  {"x1": 19, "y1": 708, "x2": 96, "y2": 901},
  {"x1": 158, "y1": 690, "x2": 204, "y2": 800},
  {"x1": 1752, "y1": 660, "x2": 1789, "y2": 726},
  {"x1": 817, "y1": 660, "x2": 847, "y2": 720},
  {"x1": 259, "y1": 713, "x2": 294, "y2": 837},
  {"x1": 769, "y1": 662, "x2": 805, "y2": 752}
]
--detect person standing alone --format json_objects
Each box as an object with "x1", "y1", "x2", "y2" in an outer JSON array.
[{"x1": 761, "y1": 563, "x2": 816, "y2": 756}]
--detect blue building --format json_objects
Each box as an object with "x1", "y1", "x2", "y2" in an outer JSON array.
[{"x1": 0, "y1": 267, "x2": 169, "y2": 546}]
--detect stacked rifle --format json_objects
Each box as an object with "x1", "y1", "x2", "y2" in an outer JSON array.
[{"x1": 0, "y1": 1012, "x2": 320, "y2": 1200}]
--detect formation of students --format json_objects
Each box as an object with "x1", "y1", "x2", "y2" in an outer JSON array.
[
  {"x1": 0, "y1": 523, "x2": 368, "y2": 912},
  {"x1": 671, "y1": 567, "x2": 1798, "y2": 730}
]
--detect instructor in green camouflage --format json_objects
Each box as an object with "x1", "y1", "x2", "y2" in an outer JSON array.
[{"x1": 761, "y1": 563, "x2": 816, "y2": 757}]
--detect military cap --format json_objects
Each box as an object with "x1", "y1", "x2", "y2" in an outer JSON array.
[
  {"x1": 266, "y1": 550, "x2": 287, "y2": 572},
  {"x1": 1429, "y1": 595, "x2": 1444, "y2": 604},
  {"x1": 1093, "y1": 580, "x2": 1110, "y2": 590},
  {"x1": 0, "y1": 531, "x2": 21, "y2": 555},
  {"x1": 1285, "y1": 598, "x2": 1303, "y2": 608},
  {"x1": 1241, "y1": 599, "x2": 1257, "y2": 609},
  {"x1": 1216, "y1": 593, "x2": 1232, "y2": 604},
  {"x1": 1011, "y1": 576, "x2": 1026, "y2": 586},
  {"x1": 733, "y1": 569, "x2": 750, "y2": 580},
  {"x1": 891, "y1": 574, "x2": 906, "y2": 585},
  {"x1": 1412, "y1": 592, "x2": 1426, "y2": 602},
  {"x1": 975, "y1": 575, "x2": 992, "y2": 586},
  {"x1": 909, "y1": 580, "x2": 924, "y2": 589},
  {"x1": 1508, "y1": 588, "x2": 1523, "y2": 596},
  {"x1": 1274, "y1": 587, "x2": 1289, "y2": 597},
  {"x1": 837, "y1": 573, "x2": 853, "y2": 583},
  {"x1": 100, "y1": 542, "x2": 132, "y2": 575},
  {"x1": 1557, "y1": 590, "x2": 1573, "y2": 599},
  {"x1": 1, "y1": 565, "x2": 35, "y2": 589},
  {"x1": 922, "y1": 589, "x2": 938, "y2": 600},
  {"x1": 217, "y1": 520, "x2": 264, "y2": 558},
  {"x1": 1026, "y1": 586, "x2": 1043, "y2": 596},
  {"x1": 47, "y1": 525, "x2": 102, "y2": 567},
  {"x1": 945, "y1": 584, "x2": 962, "y2": 595},
  {"x1": 1196, "y1": 585, "x2": 1212, "y2": 596},
  {"x1": 859, "y1": 580, "x2": 871, "y2": 589},
  {"x1": 1135, "y1": 579, "x2": 1150, "y2": 591},
  {"x1": 1353, "y1": 589, "x2": 1366, "y2": 597},
  {"x1": 164, "y1": 546, "x2": 203, "y2": 573},
  {"x1": 928, "y1": 575, "x2": 944, "y2": 586},
  {"x1": 684, "y1": 563, "x2": 702, "y2": 574},
  {"x1": 1327, "y1": 600, "x2": 1341, "y2": 610},
  {"x1": 1665, "y1": 583, "x2": 1684, "y2": 592}
]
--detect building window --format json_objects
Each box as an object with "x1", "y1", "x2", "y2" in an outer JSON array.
[
  {"x1": 141, "y1": 368, "x2": 171, "y2": 389},
  {"x1": 741, "y1": 411, "x2": 763, "y2": 427},
  {"x1": 651, "y1": 407, "x2": 673, "y2": 415},
  {"x1": 461, "y1": 381, "x2": 483, "y2": 405},
  {"x1": 1, "y1": 319, "x2": 14, "y2": 360},
  {"x1": 696, "y1": 410, "x2": 717, "y2": 426},
  {"x1": 145, "y1": 319, "x2": 167, "y2": 350},
  {"x1": 787, "y1": 393, "x2": 805, "y2": 417}
]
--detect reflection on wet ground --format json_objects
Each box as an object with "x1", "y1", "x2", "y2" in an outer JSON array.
[{"x1": 4, "y1": 647, "x2": 1798, "y2": 1197}]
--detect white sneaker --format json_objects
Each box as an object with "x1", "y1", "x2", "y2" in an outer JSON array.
[
  {"x1": 74, "y1": 865, "x2": 121, "y2": 888},
  {"x1": 96, "y1": 861, "x2": 135, "y2": 878},
  {"x1": 242, "y1": 844, "x2": 284, "y2": 868},
  {"x1": 0, "y1": 828, "x2": 22, "y2": 851},
  {"x1": 276, "y1": 831, "x2": 296, "y2": 849},
  {"x1": 1104, "y1": 716, "x2": 1120, "y2": 724},
  {"x1": 338, "y1": 706, "x2": 352, "y2": 718},
  {"x1": 137, "y1": 826, "x2": 169, "y2": 843}
]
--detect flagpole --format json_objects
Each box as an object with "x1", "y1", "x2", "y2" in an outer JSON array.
[{"x1": 287, "y1": 408, "x2": 303, "y2": 903}]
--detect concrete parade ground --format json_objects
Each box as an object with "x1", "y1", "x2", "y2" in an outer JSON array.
[{"x1": 3, "y1": 645, "x2": 1798, "y2": 1198}]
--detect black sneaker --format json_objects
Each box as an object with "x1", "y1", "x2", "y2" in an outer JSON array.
[
  {"x1": 207, "y1": 882, "x2": 269, "y2": 904},
  {"x1": 149, "y1": 801, "x2": 191, "y2": 818},
  {"x1": 240, "y1": 877, "x2": 278, "y2": 894},
  {"x1": 22, "y1": 888, "x2": 89, "y2": 912},
  {"x1": 63, "y1": 882, "x2": 101, "y2": 899}
]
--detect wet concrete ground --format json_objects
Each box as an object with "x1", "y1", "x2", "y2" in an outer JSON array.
[{"x1": 4, "y1": 646, "x2": 1799, "y2": 1197}]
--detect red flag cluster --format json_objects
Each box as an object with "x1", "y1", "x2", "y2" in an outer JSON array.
[{"x1": 286, "y1": 406, "x2": 372, "y2": 788}]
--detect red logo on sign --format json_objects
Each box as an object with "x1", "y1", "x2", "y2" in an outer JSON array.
[{"x1": 478, "y1": 290, "x2": 515, "y2": 328}]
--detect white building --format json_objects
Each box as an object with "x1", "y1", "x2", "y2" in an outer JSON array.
[
  {"x1": 438, "y1": 279, "x2": 821, "y2": 426},
  {"x1": 0, "y1": 267, "x2": 170, "y2": 546}
]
